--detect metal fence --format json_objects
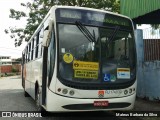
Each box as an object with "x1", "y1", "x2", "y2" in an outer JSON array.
[
  {"x1": 144, "y1": 39, "x2": 160, "y2": 61},
  {"x1": 136, "y1": 29, "x2": 160, "y2": 101},
  {"x1": 143, "y1": 27, "x2": 160, "y2": 61}
]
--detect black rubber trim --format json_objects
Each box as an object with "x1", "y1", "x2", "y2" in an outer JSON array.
[
  {"x1": 42, "y1": 47, "x2": 48, "y2": 105},
  {"x1": 62, "y1": 102, "x2": 131, "y2": 110},
  {"x1": 53, "y1": 92, "x2": 135, "y2": 99},
  {"x1": 57, "y1": 76, "x2": 136, "y2": 90}
]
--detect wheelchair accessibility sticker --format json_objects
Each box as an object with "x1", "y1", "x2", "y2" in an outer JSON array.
[
  {"x1": 104, "y1": 74, "x2": 116, "y2": 82},
  {"x1": 104, "y1": 74, "x2": 110, "y2": 82}
]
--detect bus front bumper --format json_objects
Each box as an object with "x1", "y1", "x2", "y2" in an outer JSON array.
[{"x1": 46, "y1": 89, "x2": 136, "y2": 112}]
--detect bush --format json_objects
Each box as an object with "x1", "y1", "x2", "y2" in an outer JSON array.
[
  {"x1": 7, "y1": 73, "x2": 15, "y2": 76},
  {"x1": 12, "y1": 68, "x2": 18, "y2": 73}
]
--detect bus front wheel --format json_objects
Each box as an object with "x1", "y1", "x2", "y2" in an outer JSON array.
[
  {"x1": 35, "y1": 87, "x2": 44, "y2": 111},
  {"x1": 24, "y1": 90, "x2": 30, "y2": 97}
]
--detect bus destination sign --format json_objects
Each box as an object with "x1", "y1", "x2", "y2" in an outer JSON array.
[
  {"x1": 59, "y1": 9, "x2": 130, "y2": 26},
  {"x1": 60, "y1": 9, "x2": 81, "y2": 19}
]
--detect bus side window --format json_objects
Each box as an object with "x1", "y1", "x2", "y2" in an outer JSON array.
[
  {"x1": 26, "y1": 54, "x2": 28, "y2": 63},
  {"x1": 33, "y1": 37, "x2": 36, "y2": 59},
  {"x1": 28, "y1": 52, "x2": 30, "y2": 62},
  {"x1": 35, "y1": 32, "x2": 40, "y2": 58},
  {"x1": 48, "y1": 30, "x2": 55, "y2": 86},
  {"x1": 41, "y1": 46, "x2": 43, "y2": 56},
  {"x1": 26, "y1": 46, "x2": 28, "y2": 62},
  {"x1": 23, "y1": 53, "x2": 25, "y2": 64},
  {"x1": 25, "y1": 55, "x2": 26, "y2": 63},
  {"x1": 29, "y1": 42, "x2": 31, "y2": 52},
  {"x1": 28, "y1": 42, "x2": 32, "y2": 62},
  {"x1": 25, "y1": 48, "x2": 27, "y2": 63},
  {"x1": 31, "y1": 38, "x2": 34, "y2": 60},
  {"x1": 39, "y1": 27, "x2": 44, "y2": 43},
  {"x1": 38, "y1": 27, "x2": 44, "y2": 58},
  {"x1": 38, "y1": 44, "x2": 42, "y2": 58}
]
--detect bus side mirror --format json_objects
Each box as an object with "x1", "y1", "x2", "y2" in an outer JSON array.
[{"x1": 42, "y1": 20, "x2": 53, "y2": 47}]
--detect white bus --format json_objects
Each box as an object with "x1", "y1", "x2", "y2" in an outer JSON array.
[{"x1": 22, "y1": 6, "x2": 137, "y2": 112}]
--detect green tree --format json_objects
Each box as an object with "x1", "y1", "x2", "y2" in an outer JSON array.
[{"x1": 5, "y1": 0, "x2": 120, "y2": 46}]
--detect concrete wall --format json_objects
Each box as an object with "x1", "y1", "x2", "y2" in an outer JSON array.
[{"x1": 135, "y1": 29, "x2": 160, "y2": 101}]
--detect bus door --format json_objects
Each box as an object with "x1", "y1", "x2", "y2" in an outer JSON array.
[{"x1": 42, "y1": 30, "x2": 55, "y2": 105}]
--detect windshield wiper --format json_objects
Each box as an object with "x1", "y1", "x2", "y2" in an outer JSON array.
[
  {"x1": 75, "y1": 21, "x2": 96, "y2": 43},
  {"x1": 107, "y1": 26, "x2": 120, "y2": 45}
]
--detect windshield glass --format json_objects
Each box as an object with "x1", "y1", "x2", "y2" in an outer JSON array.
[
  {"x1": 58, "y1": 23, "x2": 136, "y2": 85},
  {"x1": 100, "y1": 28, "x2": 136, "y2": 83},
  {"x1": 58, "y1": 24, "x2": 100, "y2": 83}
]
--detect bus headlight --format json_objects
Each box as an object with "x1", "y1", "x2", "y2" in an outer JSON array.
[
  {"x1": 62, "y1": 89, "x2": 68, "y2": 94},
  {"x1": 133, "y1": 88, "x2": 135, "y2": 92},
  {"x1": 129, "y1": 88, "x2": 132, "y2": 94},
  {"x1": 124, "y1": 90, "x2": 128, "y2": 95},
  {"x1": 69, "y1": 90, "x2": 75, "y2": 96}
]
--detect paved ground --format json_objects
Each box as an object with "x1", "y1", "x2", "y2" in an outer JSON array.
[
  {"x1": 0, "y1": 76, "x2": 22, "y2": 90},
  {"x1": 134, "y1": 97, "x2": 160, "y2": 111},
  {"x1": 0, "y1": 76, "x2": 159, "y2": 120}
]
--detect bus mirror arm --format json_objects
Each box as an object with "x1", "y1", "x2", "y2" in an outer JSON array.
[{"x1": 42, "y1": 20, "x2": 53, "y2": 47}]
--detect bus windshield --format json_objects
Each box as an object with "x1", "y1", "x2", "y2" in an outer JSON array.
[{"x1": 58, "y1": 23, "x2": 136, "y2": 86}]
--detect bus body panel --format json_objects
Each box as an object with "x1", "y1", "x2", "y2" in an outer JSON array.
[
  {"x1": 46, "y1": 78, "x2": 137, "y2": 111},
  {"x1": 50, "y1": 78, "x2": 137, "y2": 99},
  {"x1": 46, "y1": 88, "x2": 136, "y2": 112},
  {"x1": 25, "y1": 58, "x2": 42, "y2": 99},
  {"x1": 25, "y1": 79, "x2": 31, "y2": 95}
]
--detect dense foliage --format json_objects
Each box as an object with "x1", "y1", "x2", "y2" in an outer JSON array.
[{"x1": 5, "y1": 0, "x2": 120, "y2": 46}]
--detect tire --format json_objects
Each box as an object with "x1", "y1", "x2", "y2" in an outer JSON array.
[
  {"x1": 35, "y1": 87, "x2": 45, "y2": 111},
  {"x1": 24, "y1": 90, "x2": 30, "y2": 97}
]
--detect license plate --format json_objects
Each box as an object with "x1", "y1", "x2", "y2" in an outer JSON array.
[{"x1": 94, "y1": 101, "x2": 108, "y2": 107}]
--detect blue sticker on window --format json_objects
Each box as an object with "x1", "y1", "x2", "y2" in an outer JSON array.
[{"x1": 104, "y1": 74, "x2": 110, "y2": 82}]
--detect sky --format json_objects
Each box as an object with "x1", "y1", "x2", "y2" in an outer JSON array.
[{"x1": 0, "y1": 0, "x2": 30, "y2": 59}]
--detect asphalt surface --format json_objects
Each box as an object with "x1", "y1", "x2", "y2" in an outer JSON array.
[{"x1": 0, "y1": 76, "x2": 159, "y2": 120}]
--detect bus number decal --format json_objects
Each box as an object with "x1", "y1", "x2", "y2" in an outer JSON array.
[{"x1": 74, "y1": 70, "x2": 98, "y2": 79}]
